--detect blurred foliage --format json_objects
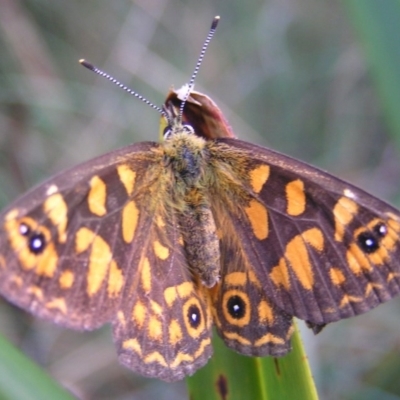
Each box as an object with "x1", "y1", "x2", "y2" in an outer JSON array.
[{"x1": 1, "y1": 0, "x2": 400, "y2": 399}]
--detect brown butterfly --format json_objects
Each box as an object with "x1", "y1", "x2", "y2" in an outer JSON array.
[{"x1": 1, "y1": 16, "x2": 400, "y2": 382}]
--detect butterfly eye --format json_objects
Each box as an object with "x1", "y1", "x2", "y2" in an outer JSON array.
[
  {"x1": 163, "y1": 122, "x2": 195, "y2": 139},
  {"x1": 187, "y1": 304, "x2": 202, "y2": 328},
  {"x1": 182, "y1": 123, "x2": 195, "y2": 135},
  {"x1": 226, "y1": 295, "x2": 247, "y2": 319},
  {"x1": 163, "y1": 126, "x2": 173, "y2": 139}
]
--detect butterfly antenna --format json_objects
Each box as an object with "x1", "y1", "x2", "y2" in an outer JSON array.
[
  {"x1": 79, "y1": 59, "x2": 168, "y2": 119},
  {"x1": 178, "y1": 16, "x2": 220, "y2": 122}
]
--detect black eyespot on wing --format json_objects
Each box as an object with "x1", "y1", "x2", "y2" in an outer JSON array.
[
  {"x1": 227, "y1": 295, "x2": 246, "y2": 319},
  {"x1": 28, "y1": 232, "x2": 46, "y2": 254},
  {"x1": 187, "y1": 304, "x2": 201, "y2": 328},
  {"x1": 357, "y1": 231, "x2": 380, "y2": 254},
  {"x1": 17, "y1": 222, "x2": 47, "y2": 254}
]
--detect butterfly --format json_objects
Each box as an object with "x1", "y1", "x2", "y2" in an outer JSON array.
[{"x1": 1, "y1": 16, "x2": 400, "y2": 382}]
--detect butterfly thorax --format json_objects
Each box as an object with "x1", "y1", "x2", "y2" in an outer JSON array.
[
  {"x1": 162, "y1": 130, "x2": 206, "y2": 186},
  {"x1": 161, "y1": 128, "x2": 220, "y2": 287}
]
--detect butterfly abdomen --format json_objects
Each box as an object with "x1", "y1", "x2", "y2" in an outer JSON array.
[
  {"x1": 179, "y1": 190, "x2": 220, "y2": 287},
  {"x1": 162, "y1": 131, "x2": 220, "y2": 287}
]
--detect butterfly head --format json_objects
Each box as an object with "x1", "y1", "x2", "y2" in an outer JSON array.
[{"x1": 160, "y1": 96, "x2": 197, "y2": 142}]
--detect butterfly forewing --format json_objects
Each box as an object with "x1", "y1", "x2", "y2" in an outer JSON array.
[{"x1": 0, "y1": 141, "x2": 162, "y2": 328}]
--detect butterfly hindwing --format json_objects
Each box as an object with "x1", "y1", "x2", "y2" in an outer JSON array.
[
  {"x1": 209, "y1": 198, "x2": 294, "y2": 356},
  {"x1": 113, "y1": 205, "x2": 213, "y2": 381}
]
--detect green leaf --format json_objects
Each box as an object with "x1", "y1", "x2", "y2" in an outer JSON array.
[
  {"x1": 187, "y1": 322, "x2": 318, "y2": 400},
  {"x1": 0, "y1": 333, "x2": 76, "y2": 400}
]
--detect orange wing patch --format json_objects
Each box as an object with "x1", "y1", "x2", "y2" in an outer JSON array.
[
  {"x1": 59, "y1": 270, "x2": 74, "y2": 289},
  {"x1": 249, "y1": 164, "x2": 270, "y2": 193},
  {"x1": 75, "y1": 227, "x2": 123, "y2": 297},
  {"x1": 244, "y1": 200, "x2": 268, "y2": 240},
  {"x1": 285, "y1": 179, "x2": 306, "y2": 216},
  {"x1": 270, "y1": 228, "x2": 324, "y2": 291},
  {"x1": 88, "y1": 176, "x2": 107, "y2": 217},
  {"x1": 333, "y1": 196, "x2": 358, "y2": 242},
  {"x1": 117, "y1": 164, "x2": 137, "y2": 196},
  {"x1": 121, "y1": 201, "x2": 139, "y2": 243},
  {"x1": 43, "y1": 193, "x2": 68, "y2": 243}
]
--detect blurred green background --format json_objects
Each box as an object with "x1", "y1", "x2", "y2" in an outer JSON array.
[{"x1": 1, "y1": 0, "x2": 400, "y2": 399}]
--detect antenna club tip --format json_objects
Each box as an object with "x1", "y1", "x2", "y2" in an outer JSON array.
[
  {"x1": 79, "y1": 59, "x2": 95, "y2": 71},
  {"x1": 211, "y1": 16, "x2": 220, "y2": 29}
]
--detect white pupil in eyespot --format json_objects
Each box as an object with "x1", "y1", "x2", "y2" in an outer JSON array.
[
  {"x1": 31, "y1": 237, "x2": 43, "y2": 249},
  {"x1": 365, "y1": 238, "x2": 374, "y2": 247},
  {"x1": 19, "y1": 224, "x2": 29, "y2": 235}
]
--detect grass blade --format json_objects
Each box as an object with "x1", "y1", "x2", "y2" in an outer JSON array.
[
  {"x1": 0, "y1": 333, "x2": 76, "y2": 400},
  {"x1": 187, "y1": 322, "x2": 318, "y2": 400}
]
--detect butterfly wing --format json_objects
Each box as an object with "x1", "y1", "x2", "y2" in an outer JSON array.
[
  {"x1": 113, "y1": 206, "x2": 213, "y2": 381},
  {"x1": 208, "y1": 138, "x2": 400, "y2": 343},
  {"x1": 208, "y1": 204, "x2": 294, "y2": 357},
  {"x1": 0, "y1": 141, "x2": 213, "y2": 381},
  {"x1": 0, "y1": 141, "x2": 161, "y2": 328}
]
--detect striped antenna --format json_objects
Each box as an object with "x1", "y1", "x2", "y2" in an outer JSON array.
[
  {"x1": 178, "y1": 16, "x2": 220, "y2": 122},
  {"x1": 79, "y1": 59, "x2": 167, "y2": 118},
  {"x1": 80, "y1": 16, "x2": 220, "y2": 127}
]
